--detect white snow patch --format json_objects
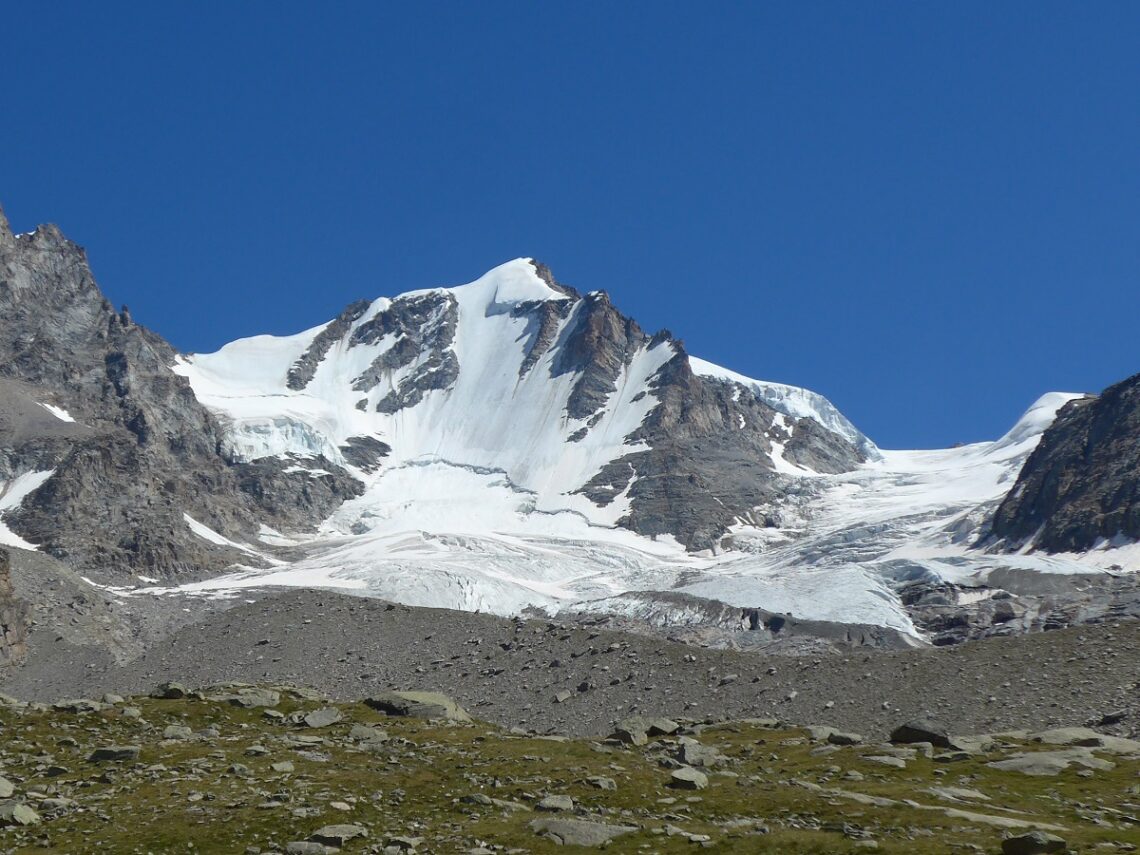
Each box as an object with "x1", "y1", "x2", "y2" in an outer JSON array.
[
  {"x1": 38, "y1": 403, "x2": 75, "y2": 422},
  {"x1": 0, "y1": 469, "x2": 54, "y2": 550},
  {"x1": 182, "y1": 513, "x2": 263, "y2": 558},
  {"x1": 283, "y1": 466, "x2": 332, "y2": 476},
  {"x1": 257, "y1": 524, "x2": 300, "y2": 547}
]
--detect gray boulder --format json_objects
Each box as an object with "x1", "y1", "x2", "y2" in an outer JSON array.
[
  {"x1": 349, "y1": 724, "x2": 389, "y2": 744},
  {"x1": 364, "y1": 691, "x2": 471, "y2": 722},
  {"x1": 610, "y1": 716, "x2": 650, "y2": 746},
  {"x1": 88, "y1": 745, "x2": 140, "y2": 762},
  {"x1": 1001, "y1": 831, "x2": 1067, "y2": 855},
  {"x1": 529, "y1": 817, "x2": 637, "y2": 846},
  {"x1": 536, "y1": 794, "x2": 575, "y2": 812},
  {"x1": 286, "y1": 843, "x2": 331, "y2": 855},
  {"x1": 669, "y1": 766, "x2": 708, "y2": 790},
  {"x1": 302, "y1": 707, "x2": 343, "y2": 728},
  {"x1": 988, "y1": 748, "x2": 1114, "y2": 776},
  {"x1": 890, "y1": 718, "x2": 952, "y2": 748},
  {"x1": 309, "y1": 824, "x2": 367, "y2": 846},
  {"x1": 0, "y1": 802, "x2": 40, "y2": 827},
  {"x1": 677, "y1": 740, "x2": 721, "y2": 767},
  {"x1": 218, "y1": 687, "x2": 281, "y2": 709}
]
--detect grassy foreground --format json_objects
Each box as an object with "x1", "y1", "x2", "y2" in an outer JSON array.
[{"x1": 0, "y1": 685, "x2": 1136, "y2": 853}]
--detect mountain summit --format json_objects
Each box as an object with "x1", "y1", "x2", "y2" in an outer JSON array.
[{"x1": 176, "y1": 257, "x2": 870, "y2": 553}]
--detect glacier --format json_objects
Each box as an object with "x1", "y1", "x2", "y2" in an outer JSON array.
[{"x1": 158, "y1": 259, "x2": 1125, "y2": 638}]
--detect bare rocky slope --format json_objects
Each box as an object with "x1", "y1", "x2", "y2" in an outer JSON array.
[
  {"x1": 2, "y1": 588, "x2": 1136, "y2": 743},
  {"x1": 0, "y1": 207, "x2": 360, "y2": 581}
]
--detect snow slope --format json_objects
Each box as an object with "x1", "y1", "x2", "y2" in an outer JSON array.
[
  {"x1": 176, "y1": 260, "x2": 686, "y2": 526},
  {"x1": 160, "y1": 260, "x2": 1123, "y2": 636}
]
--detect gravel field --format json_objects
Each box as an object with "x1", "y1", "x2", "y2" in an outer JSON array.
[{"x1": 3, "y1": 588, "x2": 1136, "y2": 741}]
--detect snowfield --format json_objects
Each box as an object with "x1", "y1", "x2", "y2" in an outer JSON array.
[{"x1": 155, "y1": 260, "x2": 1127, "y2": 636}]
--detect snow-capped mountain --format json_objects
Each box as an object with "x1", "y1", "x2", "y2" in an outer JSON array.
[
  {"x1": 2, "y1": 205, "x2": 1137, "y2": 645},
  {"x1": 174, "y1": 258, "x2": 870, "y2": 552},
  {"x1": 158, "y1": 258, "x2": 1126, "y2": 637}
]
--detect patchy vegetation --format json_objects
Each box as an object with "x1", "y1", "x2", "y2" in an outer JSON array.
[{"x1": 0, "y1": 686, "x2": 1136, "y2": 854}]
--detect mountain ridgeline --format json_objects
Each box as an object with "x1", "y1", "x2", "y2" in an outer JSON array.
[
  {"x1": 0, "y1": 207, "x2": 872, "y2": 582},
  {"x1": 0, "y1": 204, "x2": 1138, "y2": 630}
]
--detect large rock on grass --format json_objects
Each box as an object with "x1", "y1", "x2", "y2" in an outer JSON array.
[
  {"x1": 364, "y1": 691, "x2": 471, "y2": 722},
  {"x1": 890, "y1": 718, "x2": 953, "y2": 749},
  {"x1": 529, "y1": 817, "x2": 637, "y2": 846}
]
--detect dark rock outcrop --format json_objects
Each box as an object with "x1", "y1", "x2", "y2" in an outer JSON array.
[
  {"x1": 348, "y1": 293, "x2": 461, "y2": 412},
  {"x1": 337, "y1": 436, "x2": 391, "y2": 472},
  {"x1": 553, "y1": 292, "x2": 649, "y2": 421},
  {"x1": 579, "y1": 345, "x2": 865, "y2": 550},
  {"x1": 894, "y1": 563, "x2": 1140, "y2": 646},
  {"x1": 990, "y1": 373, "x2": 1140, "y2": 553},
  {"x1": 287, "y1": 299, "x2": 371, "y2": 390},
  {"x1": 890, "y1": 717, "x2": 953, "y2": 748}
]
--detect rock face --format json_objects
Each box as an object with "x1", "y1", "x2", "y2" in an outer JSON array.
[
  {"x1": 577, "y1": 331, "x2": 866, "y2": 548},
  {"x1": 0, "y1": 549, "x2": 28, "y2": 666},
  {"x1": 990, "y1": 373, "x2": 1140, "y2": 552},
  {"x1": 898, "y1": 569, "x2": 1140, "y2": 646},
  {"x1": 0, "y1": 205, "x2": 361, "y2": 580}
]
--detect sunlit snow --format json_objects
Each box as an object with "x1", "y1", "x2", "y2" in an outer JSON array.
[
  {"x1": 0, "y1": 469, "x2": 54, "y2": 550},
  {"x1": 37, "y1": 403, "x2": 75, "y2": 423}
]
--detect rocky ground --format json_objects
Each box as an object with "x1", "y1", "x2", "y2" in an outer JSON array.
[
  {"x1": 0, "y1": 685, "x2": 1136, "y2": 853},
  {"x1": 2, "y1": 588, "x2": 1137, "y2": 744}
]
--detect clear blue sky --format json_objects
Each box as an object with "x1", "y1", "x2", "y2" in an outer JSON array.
[{"x1": 3, "y1": 3, "x2": 1138, "y2": 449}]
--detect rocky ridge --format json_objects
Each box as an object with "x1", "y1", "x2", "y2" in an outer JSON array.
[
  {"x1": 0, "y1": 205, "x2": 361, "y2": 581},
  {"x1": 991, "y1": 371, "x2": 1140, "y2": 553}
]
